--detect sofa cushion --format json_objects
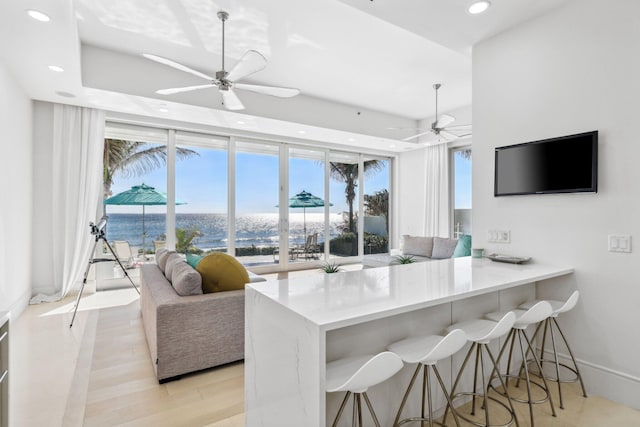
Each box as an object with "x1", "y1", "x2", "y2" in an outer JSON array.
[
  {"x1": 452, "y1": 235, "x2": 472, "y2": 258},
  {"x1": 164, "y1": 253, "x2": 182, "y2": 281},
  {"x1": 171, "y1": 261, "x2": 203, "y2": 296},
  {"x1": 431, "y1": 237, "x2": 459, "y2": 259},
  {"x1": 196, "y1": 252, "x2": 250, "y2": 293},
  {"x1": 402, "y1": 235, "x2": 434, "y2": 257},
  {"x1": 156, "y1": 249, "x2": 175, "y2": 273},
  {"x1": 186, "y1": 253, "x2": 203, "y2": 268}
]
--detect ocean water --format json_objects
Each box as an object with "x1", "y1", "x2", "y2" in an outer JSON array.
[{"x1": 104, "y1": 212, "x2": 344, "y2": 250}]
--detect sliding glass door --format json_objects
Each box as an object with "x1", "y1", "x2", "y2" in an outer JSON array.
[
  {"x1": 175, "y1": 132, "x2": 228, "y2": 255},
  {"x1": 288, "y1": 147, "x2": 326, "y2": 264},
  {"x1": 104, "y1": 122, "x2": 394, "y2": 272},
  {"x1": 235, "y1": 140, "x2": 280, "y2": 266}
]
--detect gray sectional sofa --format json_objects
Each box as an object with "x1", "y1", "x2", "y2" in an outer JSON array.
[
  {"x1": 362, "y1": 235, "x2": 468, "y2": 268},
  {"x1": 140, "y1": 260, "x2": 265, "y2": 382}
]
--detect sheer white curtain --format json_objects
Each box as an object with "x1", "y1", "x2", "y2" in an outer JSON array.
[
  {"x1": 31, "y1": 104, "x2": 105, "y2": 302},
  {"x1": 423, "y1": 143, "x2": 450, "y2": 237}
]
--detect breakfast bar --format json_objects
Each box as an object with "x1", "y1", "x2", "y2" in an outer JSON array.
[{"x1": 244, "y1": 257, "x2": 573, "y2": 427}]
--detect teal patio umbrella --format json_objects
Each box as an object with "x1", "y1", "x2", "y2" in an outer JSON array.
[
  {"x1": 286, "y1": 190, "x2": 332, "y2": 242},
  {"x1": 104, "y1": 183, "x2": 186, "y2": 252}
]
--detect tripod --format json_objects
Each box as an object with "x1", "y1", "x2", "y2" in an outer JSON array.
[{"x1": 69, "y1": 224, "x2": 140, "y2": 328}]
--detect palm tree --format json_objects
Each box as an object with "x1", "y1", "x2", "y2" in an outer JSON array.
[
  {"x1": 103, "y1": 139, "x2": 198, "y2": 198},
  {"x1": 329, "y1": 160, "x2": 383, "y2": 233}
]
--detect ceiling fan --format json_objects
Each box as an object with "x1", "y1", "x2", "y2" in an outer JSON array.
[
  {"x1": 399, "y1": 83, "x2": 472, "y2": 143},
  {"x1": 143, "y1": 11, "x2": 300, "y2": 111}
]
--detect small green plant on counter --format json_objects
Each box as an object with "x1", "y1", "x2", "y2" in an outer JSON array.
[
  {"x1": 319, "y1": 261, "x2": 343, "y2": 274},
  {"x1": 392, "y1": 255, "x2": 416, "y2": 265}
]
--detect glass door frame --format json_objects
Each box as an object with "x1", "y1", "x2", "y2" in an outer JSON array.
[{"x1": 103, "y1": 117, "x2": 397, "y2": 274}]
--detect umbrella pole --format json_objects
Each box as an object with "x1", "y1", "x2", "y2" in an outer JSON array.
[
  {"x1": 303, "y1": 207, "x2": 307, "y2": 244},
  {"x1": 142, "y1": 205, "x2": 146, "y2": 258}
]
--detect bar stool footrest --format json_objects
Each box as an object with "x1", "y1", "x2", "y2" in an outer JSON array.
[
  {"x1": 490, "y1": 374, "x2": 552, "y2": 405},
  {"x1": 526, "y1": 358, "x2": 582, "y2": 384},
  {"x1": 396, "y1": 417, "x2": 447, "y2": 427},
  {"x1": 451, "y1": 391, "x2": 516, "y2": 427}
]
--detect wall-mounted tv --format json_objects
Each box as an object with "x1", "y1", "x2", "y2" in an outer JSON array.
[{"x1": 494, "y1": 130, "x2": 598, "y2": 196}]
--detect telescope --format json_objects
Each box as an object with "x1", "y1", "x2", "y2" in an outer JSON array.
[
  {"x1": 90, "y1": 216, "x2": 108, "y2": 237},
  {"x1": 70, "y1": 214, "x2": 139, "y2": 327}
]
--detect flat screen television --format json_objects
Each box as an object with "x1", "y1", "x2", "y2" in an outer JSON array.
[{"x1": 494, "y1": 130, "x2": 598, "y2": 196}]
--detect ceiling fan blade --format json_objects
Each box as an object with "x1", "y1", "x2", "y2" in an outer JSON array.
[
  {"x1": 435, "y1": 114, "x2": 456, "y2": 128},
  {"x1": 225, "y1": 50, "x2": 267, "y2": 82},
  {"x1": 234, "y1": 83, "x2": 300, "y2": 98},
  {"x1": 143, "y1": 54, "x2": 214, "y2": 81},
  {"x1": 402, "y1": 130, "x2": 434, "y2": 142},
  {"x1": 221, "y1": 89, "x2": 245, "y2": 110},
  {"x1": 440, "y1": 130, "x2": 459, "y2": 141},
  {"x1": 156, "y1": 84, "x2": 217, "y2": 95},
  {"x1": 444, "y1": 124, "x2": 472, "y2": 130}
]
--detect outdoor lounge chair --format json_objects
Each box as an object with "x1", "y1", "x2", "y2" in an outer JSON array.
[
  {"x1": 112, "y1": 240, "x2": 138, "y2": 268},
  {"x1": 294, "y1": 233, "x2": 320, "y2": 260},
  {"x1": 153, "y1": 240, "x2": 167, "y2": 252}
]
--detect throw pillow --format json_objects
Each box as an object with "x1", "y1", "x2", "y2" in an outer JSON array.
[
  {"x1": 196, "y1": 252, "x2": 250, "y2": 293},
  {"x1": 453, "y1": 235, "x2": 472, "y2": 258},
  {"x1": 402, "y1": 235, "x2": 434, "y2": 257},
  {"x1": 186, "y1": 253, "x2": 203, "y2": 268},
  {"x1": 156, "y1": 249, "x2": 175, "y2": 273},
  {"x1": 164, "y1": 253, "x2": 182, "y2": 281},
  {"x1": 431, "y1": 237, "x2": 459, "y2": 259},
  {"x1": 171, "y1": 261, "x2": 203, "y2": 296}
]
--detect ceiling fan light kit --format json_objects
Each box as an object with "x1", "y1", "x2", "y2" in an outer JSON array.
[{"x1": 144, "y1": 10, "x2": 300, "y2": 111}]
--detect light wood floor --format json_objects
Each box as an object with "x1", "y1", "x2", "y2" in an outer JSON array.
[{"x1": 9, "y1": 270, "x2": 640, "y2": 426}]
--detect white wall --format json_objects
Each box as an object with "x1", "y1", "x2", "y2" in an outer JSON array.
[
  {"x1": 0, "y1": 62, "x2": 33, "y2": 317},
  {"x1": 473, "y1": 0, "x2": 640, "y2": 407},
  {"x1": 30, "y1": 102, "x2": 56, "y2": 295}
]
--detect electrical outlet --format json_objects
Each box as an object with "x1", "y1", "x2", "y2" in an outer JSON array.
[{"x1": 488, "y1": 230, "x2": 511, "y2": 243}]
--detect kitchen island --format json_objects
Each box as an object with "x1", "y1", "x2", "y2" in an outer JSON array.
[{"x1": 245, "y1": 257, "x2": 573, "y2": 427}]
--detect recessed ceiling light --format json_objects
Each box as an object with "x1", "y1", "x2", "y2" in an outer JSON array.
[
  {"x1": 298, "y1": 130, "x2": 306, "y2": 134},
  {"x1": 348, "y1": 138, "x2": 356, "y2": 142},
  {"x1": 389, "y1": 144, "x2": 397, "y2": 148},
  {"x1": 158, "y1": 108, "x2": 169, "y2": 113},
  {"x1": 236, "y1": 121, "x2": 245, "y2": 125},
  {"x1": 48, "y1": 65, "x2": 64, "y2": 72},
  {"x1": 27, "y1": 9, "x2": 51, "y2": 22},
  {"x1": 469, "y1": 1, "x2": 491, "y2": 14}
]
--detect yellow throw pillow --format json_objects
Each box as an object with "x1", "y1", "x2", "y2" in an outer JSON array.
[{"x1": 196, "y1": 252, "x2": 250, "y2": 293}]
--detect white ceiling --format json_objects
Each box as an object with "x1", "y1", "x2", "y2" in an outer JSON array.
[{"x1": 0, "y1": 0, "x2": 573, "y2": 152}]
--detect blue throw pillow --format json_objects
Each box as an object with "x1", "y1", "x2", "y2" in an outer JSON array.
[
  {"x1": 185, "y1": 253, "x2": 203, "y2": 268},
  {"x1": 452, "y1": 235, "x2": 472, "y2": 258}
]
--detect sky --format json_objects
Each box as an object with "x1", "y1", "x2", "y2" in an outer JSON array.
[
  {"x1": 454, "y1": 151, "x2": 472, "y2": 209},
  {"x1": 106, "y1": 144, "x2": 393, "y2": 215}
]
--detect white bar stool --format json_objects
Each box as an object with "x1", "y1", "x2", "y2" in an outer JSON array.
[
  {"x1": 326, "y1": 351, "x2": 404, "y2": 427},
  {"x1": 485, "y1": 301, "x2": 556, "y2": 426},
  {"x1": 443, "y1": 312, "x2": 519, "y2": 427},
  {"x1": 518, "y1": 290, "x2": 587, "y2": 409},
  {"x1": 387, "y1": 329, "x2": 467, "y2": 427}
]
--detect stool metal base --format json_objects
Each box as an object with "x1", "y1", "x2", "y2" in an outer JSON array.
[
  {"x1": 490, "y1": 327, "x2": 556, "y2": 427},
  {"x1": 536, "y1": 317, "x2": 587, "y2": 409},
  {"x1": 394, "y1": 364, "x2": 461, "y2": 427},
  {"x1": 332, "y1": 391, "x2": 381, "y2": 427},
  {"x1": 443, "y1": 342, "x2": 519, "y2": 427}
]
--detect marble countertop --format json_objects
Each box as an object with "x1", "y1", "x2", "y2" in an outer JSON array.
[{"x1": 247, "y1": 257, "x2": 573, "y2": 330}]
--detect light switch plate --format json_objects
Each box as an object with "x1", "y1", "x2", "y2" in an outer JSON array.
[
  {"x1": 488, "y1": 230, "x2": 511, "y2": 243},
  {"x1": 608, "y1": 235, "x2": 632, "y2": 253}
]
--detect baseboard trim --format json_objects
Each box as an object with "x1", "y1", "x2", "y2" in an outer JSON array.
[
  {"x1": 540, "y1": 347, "x2": 640, "y2": 410},
  {"x1": 7, "y1": 289, "x2": 31, "y2": 319}
]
